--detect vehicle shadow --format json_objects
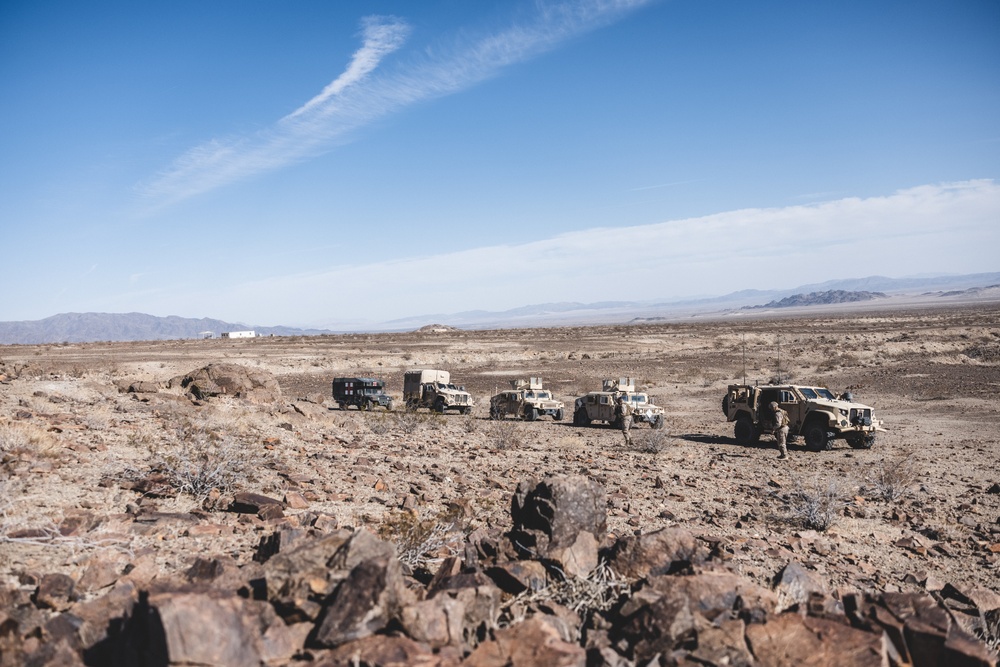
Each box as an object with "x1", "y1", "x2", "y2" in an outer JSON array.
[{"x1": 679, "y1": 432, "x2": 809, "y2": 453}]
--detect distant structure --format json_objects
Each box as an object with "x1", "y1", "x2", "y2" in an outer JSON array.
[
  {"x1": 221, "y1": 330, "x2": 256, "y2": 339},
  {"x1": 198, "y1": 331, "x2": 214, "y2": 339}
]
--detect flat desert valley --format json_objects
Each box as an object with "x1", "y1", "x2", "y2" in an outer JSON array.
[{"x1": 1, "y1": 303, "x2": 998, "y2": 665}]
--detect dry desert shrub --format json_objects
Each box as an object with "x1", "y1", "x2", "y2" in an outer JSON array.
[
  {"x1": 0, "y1": 421, "x2": 61, "y2": 459},
  {"x1": 145, "y1": 421, "x2": 264, "y2": 501},
  {"x1": 631, "y1": 424, "x2": 672, "y2": 454},
  {"x1": 501, "y1": 561, "x2": 630, "y2": 632},
  {"x1": 780, "y1": 477, "x2": 850, "y2": 532},
  {"x1": 862, "y1": 450, "x2": 920, "y2": 501},
  {"x1": 378, "y1": 509, "x2": 459, "y2": 571},
  {"x1": 483, "y1": 419, "x2": 523, "y2": 450}
]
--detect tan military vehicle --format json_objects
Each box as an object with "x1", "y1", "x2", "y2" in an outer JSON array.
[
  {"x1": 572, "y1": 377, "x2": 666, "y2": 429},
  {"x1": 489, "y1": 377, "x2": 565, "y2": 421},
  {"x1": 403, "y1": 369, "x2": 474, "y2": 414},
  {"x1": 722, "y1": 383, "x2": 883, "y2": 450}
]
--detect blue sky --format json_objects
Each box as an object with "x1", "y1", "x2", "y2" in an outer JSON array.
[{"x1": 2, "y1": 0, "x2": 998, "y2": 328}]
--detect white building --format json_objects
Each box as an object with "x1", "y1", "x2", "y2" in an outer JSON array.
[{"x1": 221, "y1": 330, "x2": 256, "y2": 339}]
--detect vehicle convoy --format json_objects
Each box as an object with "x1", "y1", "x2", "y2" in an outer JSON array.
[
  {"x1": 573, "y1": 377, "x2": 666, "y2": 429},
  {"x1": 332, "y1": 377, "x2": 393, "y2": 411},
  {"x1": 722, "y1": 383, "x2": 884, "y2": 450},
  {"x1": 403, "y1": 369, "x2": 474, "y2": 414},
  {"x1": 489, "y1": 377, "x2": 565, "y2": 421}
]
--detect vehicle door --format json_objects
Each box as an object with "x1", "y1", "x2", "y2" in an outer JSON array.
[{"x1": 779, "y1": 388, "x2": 802, "y2": 431}]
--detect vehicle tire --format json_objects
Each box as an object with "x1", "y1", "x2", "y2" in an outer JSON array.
[
  {"x1": 489, "y1": 406, "x2": 501, "y2": 420},
  {"x1": 804, "y1": 422, "x2": 833, "y2": 451},
  {"x1": 847, "y1": 434, "x2": 875, "y2": 449},
  {"x1": 526, "y1": 407, "x2": 539, "y2": 421},
  {"x1": 734, "y1": 416, "x2": 756, "y2": 446},
  {"x1": 460, "y1": 407, "x2": 471, "y2": 415},
  {"x1": 435, "y1": 399, "x2": 447, "y2": 414},
  {"x1": 573, "y1": 407, "x2": 591, "y2": 426},
  {"x1": 554, "y1": 409, "x2": 564, "y2": 421},
  {"x1": 363, "y1": 400, "x2": 373, "y2": 411},
  {"x1": 405, "y1": 399, "x2": 417, "y2": 412},
  {"x1": 386, "y1": 401, "x2": 394, "y2": 412},
  {"x1": 651, "y1": 415, "x2": 665, "y2": 430},
  {"x1": 337, "y1": 402, "x2": 346, "y2": 410},
  {"x1": 721, "y1": 394, "x2": 731, "y2": 415}
]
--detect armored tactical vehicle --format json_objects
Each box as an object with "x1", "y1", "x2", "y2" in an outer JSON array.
[
  {"x1": 403, "y1": 369, "x2": 474, "y2": 414},
  {"x1": 489, "y1": 377, "x2": 565, "y2": 421},
  {"x1": 722, "y1": 383, "x2": 883, "y2": 450},
  {"x1": 573, "y1": 377, "x2": 666, "y2": 429},
  {"x1": 332, "y1": 377, "x2": 393, "y2": 411}
]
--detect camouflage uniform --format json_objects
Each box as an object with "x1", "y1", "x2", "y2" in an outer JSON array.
[
  {"x1": 765, "y1": 401, "x2": 791, "y2": 460},
  {"x1": 616, "y1": 396, "x2": 633, "y2": 447}
]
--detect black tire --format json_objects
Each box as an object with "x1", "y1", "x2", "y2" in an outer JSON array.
[
  {"x1": 337, "y1": 401, "x2": 346, "y2": 410},
  {"x1": 554, "y1": 409, "x2": 564, "y2": 421},
  {"x1": 573, "y1": 407, "x2": 591, "y2": 426},
  {"x1": 363, "y1": 400, "x2": 373, "y2": 411},
  {"x1": 847, "y1": 434, "x2": 875, "y2": 449},
  {"x1": 651, "y1": 415, "x2": 665, "y2": 430},
  {"x1": 804, "y1": 422, "x2": 833, "y2": 451},
  {"x1": 525, "y1": 407, "x2": 539, "y2": 422},
  {"x1": 386, "y1": 401, "x2": 394, "y2": 412},
  {"x1": 435, "y1": 399, "x2": 447, "y2": 414},
  {"x1": 734, "y1": 416, "x2": 756, "y2": 446},
  {"x1": 489, "y1": 406, "x2": 501, "y2": 420},
  {"x1": 721, "y1": 394, "x2": 731, "y2": 415},
  {"x1": 460, "y1": 406, "x2": 471, "y2": 415}
]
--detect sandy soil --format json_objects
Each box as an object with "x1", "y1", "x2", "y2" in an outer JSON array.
[{"x1": 1, "y1": 303, "x2": 998, "y2": 615}]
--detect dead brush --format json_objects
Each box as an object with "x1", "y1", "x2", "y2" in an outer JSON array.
[
  {"x1": 378, "y1": 509, "x2": 459, "y2": 571},
  {"x1": 500, "y1": 561, "x2": 630, "y2": 631},
  {"x1": 484, "y1": 418, "x2": 523, "y2": 450},
  {"x1": 631, "y1": 425, "x2": 671, "y2": 454},
  {"x1": 146, "y1": 421, "x2": 263, "y2": 501},
  {"x1": 862, "y1": 451, "x2": 920, "y2": 502},
  {"x1": 780, "y1": 477, "x2": 850, "y2": 532}
]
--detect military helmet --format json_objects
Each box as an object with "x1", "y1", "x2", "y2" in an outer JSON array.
[{"x1": 769, "y1": 401, "x2": 779, "y2": 410}]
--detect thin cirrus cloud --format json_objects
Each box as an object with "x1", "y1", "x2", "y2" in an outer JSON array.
[
  {"x1": 198, "y1": 180, "x2": 999, "y2": 325},
  {"x1": 138, "y1": 0, "x2": 652, "y2": 206}
]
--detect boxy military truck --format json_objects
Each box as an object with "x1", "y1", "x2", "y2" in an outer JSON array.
[
  {"x1": 332, "y1": 377, "x2": 393, "y2": 411},
  {"x1": 573, "y1": 377, "x2": 666, "y2": 429},
  {"x1": 403, "y1": 369, "x2": 474, "y2": 414},
  {"x1": 489, "y1": 377, "x2": 565, "y2": 421},
  {"x1": 722, "y1": 383, "x2": 883, "y2": 451}
]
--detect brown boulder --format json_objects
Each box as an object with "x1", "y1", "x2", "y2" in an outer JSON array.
[
  {"x1": 745, "y1": 613, "x2": 889, "y2": 666},
  {"x1": 464, "y1": 616, "x2": 587, "y2": 667},
  {"x1": 170, "y1": 363, "x2": 281, "y2": 403},
  {"x1": 604, "y1": 526, "x2": 708, "y2": 580},
  {"x1": 315, "y1": 634, "x2": 445, "y2": 667},
  {"x1": 510, "y1": 475, "x2": 606, "y2": 578},
  {"x1": 313, "y1": 556, "x2": 408, "y2": 648}
]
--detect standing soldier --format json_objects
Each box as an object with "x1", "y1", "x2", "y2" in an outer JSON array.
[
  {"x1": 615, "y1": 394, "x2": 633, "y2": 447},
  {"x1": 765, "y1": 401, "x2": 791, "y2": 460}
]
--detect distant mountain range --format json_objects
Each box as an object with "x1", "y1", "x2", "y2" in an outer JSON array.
[
  {"x1": 2, "y1": 272, "x2": 998, "y2": 344},
  {"x1": 743, "y1": 290, "x2": 886, "y2": 310},
  {"x1": 0, "y1": 312, "x2": 329, "y2": 345}
]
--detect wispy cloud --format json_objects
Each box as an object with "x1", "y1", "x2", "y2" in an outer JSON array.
[
  {"x1": 138, "y1": 0, "x2": 652, "y2": 206},
  {"x1": 163, "y1": 180, "x2": 998, "y2": 325}
]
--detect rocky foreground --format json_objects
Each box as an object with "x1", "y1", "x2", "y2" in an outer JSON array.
[{"x1": 3, "y1": 471, "x2": 997, "y2": 666}]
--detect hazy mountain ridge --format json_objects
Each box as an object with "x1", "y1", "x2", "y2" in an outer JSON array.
[
  {"x1": 2, "y1": 272, "x2": 999, "y2": 343},
  {"x1": 744, "y1": 290, "x2": 887, "y2": 310},
  {"x1": 0, "y1": 312, "x2": 330, "y2": 345}
]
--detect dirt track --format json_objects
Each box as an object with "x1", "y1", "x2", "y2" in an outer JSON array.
[{"x1": 1, "y1": 303, "x2": 998, "y2": 624}]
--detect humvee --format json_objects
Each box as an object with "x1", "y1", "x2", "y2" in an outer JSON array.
[
  {"x1": 572, "y1": 378, "x2": 666, "y2": 429},
  {"x1": 489, "y1": 377, "x2": 565, "y2": 421},
  {"x1": 403, "y1": 369, "x2": 474, "y2": 414},
  {"x1": 332, "y1": 377, "x2": 393, "y2": 411},
  {"x1": 722, "y1": 383, "x2": 883, "y2": 451}
]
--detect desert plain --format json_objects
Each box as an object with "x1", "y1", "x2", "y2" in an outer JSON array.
[{"x1": 1, "y1": 302, "x2": 999, "y2": 664}]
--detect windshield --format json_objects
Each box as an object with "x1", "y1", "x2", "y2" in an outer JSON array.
[
  {"x1": 815, "y1": 388, "x2": 836, "y2": 400},
  {"x1": 625, "y1": 394, "x2": 648, "y2": 405},
  {"x1": 525, "y1": 391, "x2": 551, "y2": 399}
]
